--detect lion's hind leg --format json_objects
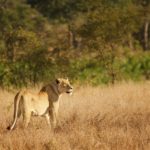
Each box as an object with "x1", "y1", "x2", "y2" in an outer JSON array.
[
  {"x1": 7, "y1": 92, "x2": 22, "y2": 130},
  {"x1": 22, "y1": 109, "x2": 31, "y2": 128}
]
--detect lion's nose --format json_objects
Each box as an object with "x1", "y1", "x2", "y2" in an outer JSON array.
[{"x1": 70, "y1": 86, "x2": 73, "y2": 90}]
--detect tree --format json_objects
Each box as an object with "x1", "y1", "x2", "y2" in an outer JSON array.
[
  {"x1": 140, "y1": 0, "x2": 150, "y2": 50},
  {"x1": 79, "y1": 0, "x2": 140, "y2": 84},
  {"x1": 0, "y1": 0, "x2": 49, "y2": 61}
]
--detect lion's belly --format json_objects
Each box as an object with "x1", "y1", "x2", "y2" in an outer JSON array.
[
  {"x1": 31, "y1": 108, "x2": 48, "y2": 116},
  {"x1": 31, "y1": 99, "x2": 49, "y2": 116}
]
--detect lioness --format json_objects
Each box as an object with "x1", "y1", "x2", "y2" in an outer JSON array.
[{"x1": 7, "y1": 78, "x2": 73, "y2": 130}]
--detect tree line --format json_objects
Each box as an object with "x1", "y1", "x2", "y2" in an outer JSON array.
[{"x1": 0, "y1": 0, "x2": 149, "y2": 87}]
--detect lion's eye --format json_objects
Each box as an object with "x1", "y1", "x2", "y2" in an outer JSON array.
[{"x1": 63, "y1": 84, "x2": 67, "y2": 87}]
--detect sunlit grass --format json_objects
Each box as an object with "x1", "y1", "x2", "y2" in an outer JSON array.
[{"x1": 0, "y1": 82, "x2": 150, "y2": 150}]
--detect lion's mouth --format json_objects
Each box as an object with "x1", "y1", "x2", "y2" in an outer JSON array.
[{"x1": 66, "y1": 89, "x2": 73, "y2": 95}]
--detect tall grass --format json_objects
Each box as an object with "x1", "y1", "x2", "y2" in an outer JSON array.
[{"x1": 0, "y1": 82, "x2": 150, "y2": 150}]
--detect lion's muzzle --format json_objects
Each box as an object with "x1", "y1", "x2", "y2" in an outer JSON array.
[{"x1": 66, "y1": 86, "x2": 73, "y2": 95}]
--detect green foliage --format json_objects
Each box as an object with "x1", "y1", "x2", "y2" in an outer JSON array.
[
  {"x1": 0, "y1": 0, "x2": 149, "y2": 88},
  {"x1": 79, "y1": 0, "x2": 139, "y2": 47},
  {"x1": 66, "y1": 53, "x2": 150, "y2": 85},
  {"x1": 0, "y1": 47, "x2": 149, "y2": 88},
  {"x1": 0, "y1": 49, "x2": 57, "y2": 88},
  {"x1": 120, "y1": 53, "x2": 150, "y2": 80}
]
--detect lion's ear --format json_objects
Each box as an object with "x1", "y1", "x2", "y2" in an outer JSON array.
[
  {"x1": 56, "y1": 79, "x2": 60, "y2": 84},
  {"x1": 65, "y1": 77, "x2": 69, "y2": 81}
]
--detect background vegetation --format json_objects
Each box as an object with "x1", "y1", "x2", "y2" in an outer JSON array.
[{"x1": 0, "y1": 0, "x2": 150, "y2": 87}]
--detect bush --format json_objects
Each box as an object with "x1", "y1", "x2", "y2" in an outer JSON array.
[
  {"x1": 0, "y1": 52, "x2": 149, "y2": 88},
  {"x1": 120, "y1": 53, "x2": 150, "y2": 81}
]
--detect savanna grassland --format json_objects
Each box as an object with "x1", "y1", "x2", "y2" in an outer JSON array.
[{"x1": 0, "y1": 82, "x2": 150, "y2": 150}]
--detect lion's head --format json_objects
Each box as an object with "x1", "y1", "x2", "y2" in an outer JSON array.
[{"x1": 56, "y1": 78, "x2": 73, "y2": 95}]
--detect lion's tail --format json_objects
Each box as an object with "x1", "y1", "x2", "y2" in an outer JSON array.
[{"x1": 7, "y1": 91, "x2": 23, "y2": 130}]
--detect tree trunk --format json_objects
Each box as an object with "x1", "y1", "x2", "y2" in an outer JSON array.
[
  {"x1": 68, "y1": 24, "x2": 78, "y2": 48},
  {"x1": 110, "y1": 44, "x2": 116, "y2": 85},
  {"x1": 144, "y1": 21, "x2": 149, "y2": 50},
  {"x1": 128, "y1": 33, "x2": 133, "y2": 50}
]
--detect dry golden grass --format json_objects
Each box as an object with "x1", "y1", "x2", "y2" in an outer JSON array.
[{"x1": 0, "y1": 82, "x2": 150, "y2": 150}]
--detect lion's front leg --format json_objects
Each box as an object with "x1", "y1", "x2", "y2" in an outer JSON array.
[
  {"x1": 49, "y1": 102, "x2": 59, "y2": 130},
  {"x1": 45, "y1": 113, "x2": 50, "y2": 126},
  {"x1": 49, "y1": 108, "x2": 57, "y2": 130}
]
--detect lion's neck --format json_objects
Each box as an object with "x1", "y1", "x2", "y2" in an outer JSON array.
[
  {"x1": 40, "y1": 82, "x2": 61, "y2": 102},
  {"x1": 52, "y1": 83, "x2": 60, "y2": 95}
]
